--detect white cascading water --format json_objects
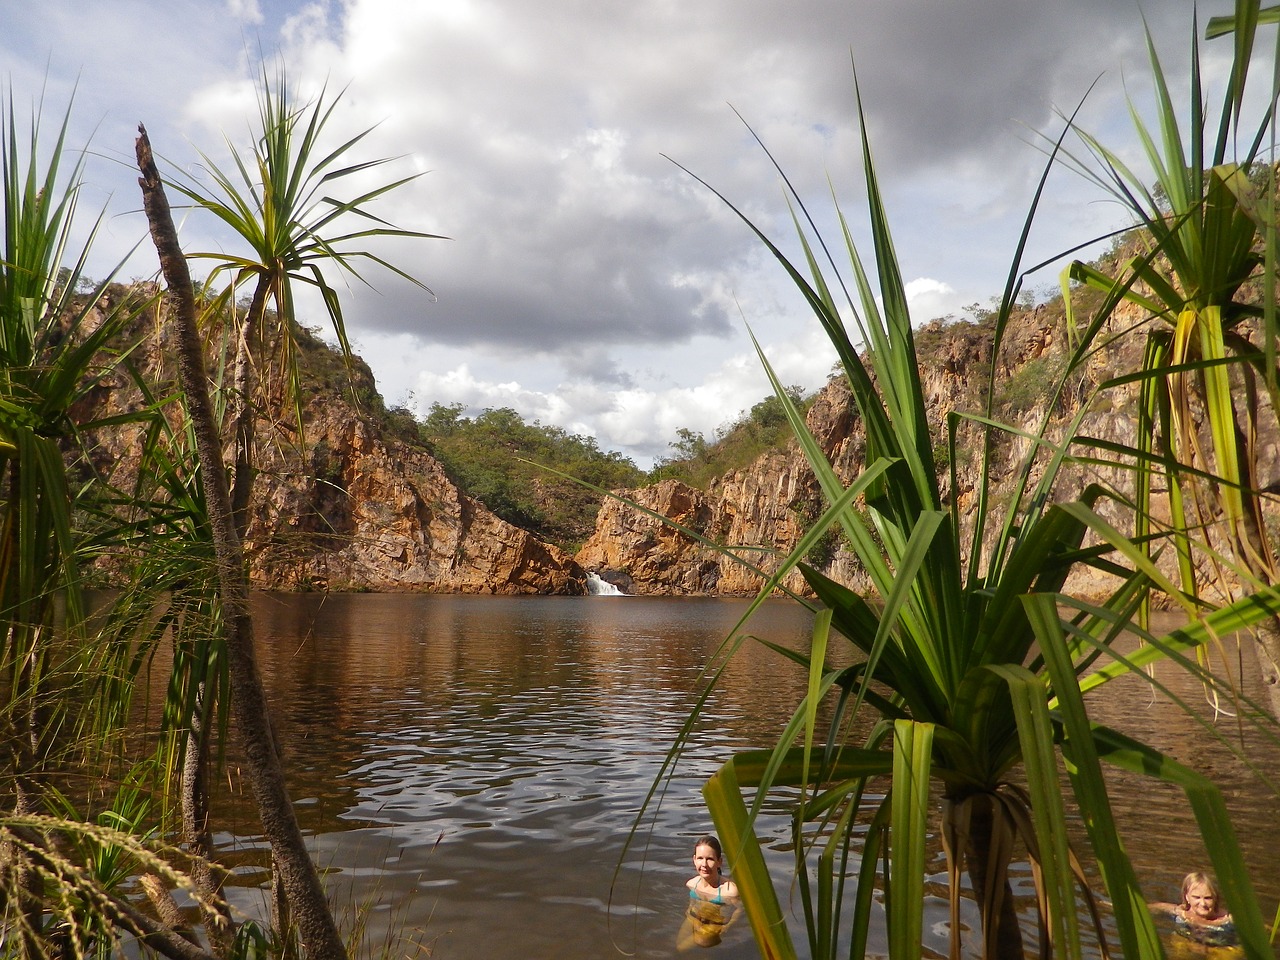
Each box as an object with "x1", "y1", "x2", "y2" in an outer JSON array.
[{"x1": 586, "y1": 572, "x2": 626, "y2": 596}]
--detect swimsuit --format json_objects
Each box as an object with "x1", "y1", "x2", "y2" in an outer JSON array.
[
  {"x1": 688, "y1": 881, "x2": 731, "y2": 932},
  {"x1": 1173, "y1": 911, "x2": 1238, "y2": 947},
  {"x1": 690, "y1": 883, "x2": 726, "y2": 905}
]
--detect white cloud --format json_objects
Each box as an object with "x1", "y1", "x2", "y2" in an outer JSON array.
[
  {"x1": 905, "y1": 277, "x2": 966, "y2": 326},
  {"x1": 403, "y1": 322, "x2": 838, "y2": 468},
  {"x1": 228, "y1": 0, "x2": 264, "y2": 25},
  {"x1": 2, "y1": 0, "x2": 1224, "y2": 464}
]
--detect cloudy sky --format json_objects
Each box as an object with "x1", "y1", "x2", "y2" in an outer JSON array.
[{"x1": 4, "y1": 2, "x2": 1238, "y2": 465}]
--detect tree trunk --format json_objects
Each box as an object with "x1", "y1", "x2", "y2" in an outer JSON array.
[
  {"x1": 182, "y1": 687, "x2": 233, "y2": 956},
  {"x1": 135, "y1": 125, "x2": 348, "y2": 960},
  {"x1": 1231, "y1": 407, "x2": 1280, "y2": 720},
  {"x1": 8, "y1": 781, "x2": 46, "y2": 960},
  {"x1": 9, "y1": 615, "x2": 53, "y2": 960},
  {"x1": 230, "y1": 280, "x2": 269, "y2": 542},
  {"x1": 1252, "y1": 620, "x2": 1280, "y2": 719},
  {"x1": 959, "y1": 793, "x2": 1024, "y2": 960}
]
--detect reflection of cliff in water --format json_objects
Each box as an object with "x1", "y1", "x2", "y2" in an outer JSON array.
[
  {"x1": 208, "y1": 592, "x2": 828, "y2": 845},
  {"x1": 161, "y1": 594, "x2": 1280, "y2": 960},
  {"x1": 239, "y1": 592, "x2": 811, "y2": 960}
]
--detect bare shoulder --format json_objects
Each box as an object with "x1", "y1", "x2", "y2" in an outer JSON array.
[
  {"x1": 723, "y1": 880, "x2": 740, "y2": 899},
  {"x1": 686, "y1": 877, "x2": 699, "y2": 891}
]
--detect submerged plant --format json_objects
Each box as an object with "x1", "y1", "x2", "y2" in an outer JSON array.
[{"x1": 658, "y1": 9, "x2": 1280, "y2": 960}]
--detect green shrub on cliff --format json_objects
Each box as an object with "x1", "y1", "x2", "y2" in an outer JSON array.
[
  {"x1": 419, "y1": 402, "x2": 642, "y2": 548},
  {"x1": 651, "y1": 386, "x2": 810, "y2": 488}
]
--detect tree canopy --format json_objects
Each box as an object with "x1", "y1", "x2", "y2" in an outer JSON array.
[{"x1": 418, "y1": 402, "x2": 643, "y2": 548}]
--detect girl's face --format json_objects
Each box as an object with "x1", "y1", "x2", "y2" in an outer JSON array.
[
  {"x1": 1185, "y1": 882, "x2": 1219, "y2": 920},
  {"x1": 693, "y1": 844, "x2": 722, "y2": 881}
]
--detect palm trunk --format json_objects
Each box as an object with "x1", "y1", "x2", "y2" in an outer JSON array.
[
  {"x1": 135, "y1": 125, "x2": 348, "y2": 960},
  {"x1": 193, "y1": 273, "x2": 270, "y2": 953},
  {"x1": 182, "y1": 687, "x2": 233, "y2": 956},
  {"x1": 1230, "y1": 413, "x2": 1280, "y2": 720},
  {"x1": 1252, "y1": 621, "x2": 1280, "y2": 718},
  {"x1": 9, "y1": 780, "x2": 46, "y2": 960},
  {"x1": 8, "y1": 587, "x2": 53, "y2": 960},
  {"x1": 950, "y1": 792, "x2": 1025, "y2": 960},
  {"x1": 230, "y1": 281, "x2": 269, "y2": 542}
]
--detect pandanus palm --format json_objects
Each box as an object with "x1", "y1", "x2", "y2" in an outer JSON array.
[
  {"x1": 164, "y1": 64, "x2": 442, "y2": 540},
  {"x1": 0, "y1": 95, "x2": 195, "y2": 959},
  {"x1": 1067, "y1": 3, "x2": 1280, "y2": 716},
  {"x1": 135, "y1": 63, "x2": 439, "y2": 960},
  {"x1": 665, "y1": 30, "x2": 1280, "y2": 960}
]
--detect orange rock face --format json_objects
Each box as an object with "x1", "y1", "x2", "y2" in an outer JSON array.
[{"x1": 75, "y1": 285, "x2": 586, "y2": 595}]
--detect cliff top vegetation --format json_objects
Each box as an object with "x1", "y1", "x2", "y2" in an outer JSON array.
[{"x1": 415, "y1": 400, "x2": 644, "y2": 549}]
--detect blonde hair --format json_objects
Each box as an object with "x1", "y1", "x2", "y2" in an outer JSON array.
[{"x1": 1181, "y1": 872, "x2": 1222, "y2": 907}]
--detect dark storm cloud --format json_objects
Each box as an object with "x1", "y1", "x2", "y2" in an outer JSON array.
[{"x1": 284, "y1": 0, "x2": 1193, "y2": 357}]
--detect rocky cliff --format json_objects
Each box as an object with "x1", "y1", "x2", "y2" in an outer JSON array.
[
  {"x1": 245, "y1": 402, "x2": 586, "y2": 594},
  {"x1": 75, "y1": 281, "x2": 1280, "y2": 600},
  {"x1": 576, "y1": 298, "x2": 1280, "y2": 598},
  {"x1": 77, "y1": 285, "x2": 586, "y2": 595}
]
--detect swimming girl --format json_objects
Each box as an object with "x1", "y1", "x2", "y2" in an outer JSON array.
[
  {"x1": 1150, "y1": 872, "x2": 1238, "y2": 949},
  {"x1": 678, "y1": 835, "x2": 741, "y2": 950}
]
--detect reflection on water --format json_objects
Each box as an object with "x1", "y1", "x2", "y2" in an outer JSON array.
[
  {"x1": 201, "y1": 595, "x2": 1280, "y2": 960},
  {"x1": 1082, "y1": 626, "x2": 1280, "y2": 957}
]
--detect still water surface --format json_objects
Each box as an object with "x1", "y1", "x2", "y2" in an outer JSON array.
[{"x1": 210, "y1": 593, "x2": 1280, "y2": 959}]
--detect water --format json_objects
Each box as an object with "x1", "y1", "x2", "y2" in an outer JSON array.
[
  {"x1": 203, "y1": 594, "x2": 1280, "y2": 959},
  {"x1": 586, "y1": 572, "x2": 627, "y2": 595}
]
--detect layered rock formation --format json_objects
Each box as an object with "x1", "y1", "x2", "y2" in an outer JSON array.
[
  {"x1": 246, "y1": 405, "x2": 586, "y2": 594},
  {"x1": 578, "y1": 458, "x2": 822, "y2": 597},
  {"x1": 74, "y1": 280, "x2": 1280, "y2": 601},
  {"x1": 577, "y1": 300, "x2": 1280, "y2": 598},
  {"x1": 76, "y1": 286, "x2": 586, "y2": 595}
]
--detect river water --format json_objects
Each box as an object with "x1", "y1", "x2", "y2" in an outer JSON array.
[{"x1": 204, "y1": 593, "x2": 1280, "y2": 959}]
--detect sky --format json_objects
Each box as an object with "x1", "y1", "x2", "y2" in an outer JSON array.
[{"x1": 2, "y1": 1, "x2": 1243, "y2": 467}]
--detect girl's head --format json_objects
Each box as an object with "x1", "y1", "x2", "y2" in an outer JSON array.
[
  {"x1": 692, "y1": 835, "x2": 724, "y2": 878},
  {"x1": 694, "y1": 835, "x2": 723, "y2": 858},
  {"x1": 1180, "y1": 872, "x2": 1222, "y2": 919}
]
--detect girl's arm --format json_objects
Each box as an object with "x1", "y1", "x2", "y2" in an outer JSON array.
[{"x1": 721, "y1": 897, "x2": 744, "y2": 932}]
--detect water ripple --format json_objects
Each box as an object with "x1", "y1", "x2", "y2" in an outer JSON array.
[{"x1": 205, "y1": 594, "x2": 1280, "y2": 960}]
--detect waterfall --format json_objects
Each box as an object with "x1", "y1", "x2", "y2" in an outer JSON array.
[{"x1": 586, "y1": 572, "x2": 626, "y2": 596}]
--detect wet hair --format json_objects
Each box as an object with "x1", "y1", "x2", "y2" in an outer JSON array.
[
  {"x1": 694, "y1": 835, "x2": 723, "y2": 859},
  {"x1": 1181, "y1": 872, "x2": 1222, "y2": 907}
]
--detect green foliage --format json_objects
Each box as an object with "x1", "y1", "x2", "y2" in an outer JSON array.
[
  {"x1": 651, "y1": 386, "x2": 809, "y2": 488},
  {"x1": 1067, "y1": 3, "x2": 1280, "y2": 667},
  {"x1": 648, "y1": 11, "x2": 1280, "y2": 960},
  {"x1": 996, "y1": 352, "x2": 1066, "y2": 413},
  {"x1": 419, "y1": 402, "x2": 643, "y2": 548},
  {"x1": 287, "y1": 320, "x2": 396, "y2": 427}
]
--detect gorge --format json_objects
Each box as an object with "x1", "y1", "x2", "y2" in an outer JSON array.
[{"x1": 78, "y1": 279, "x2": 1280, "y2": 601}]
